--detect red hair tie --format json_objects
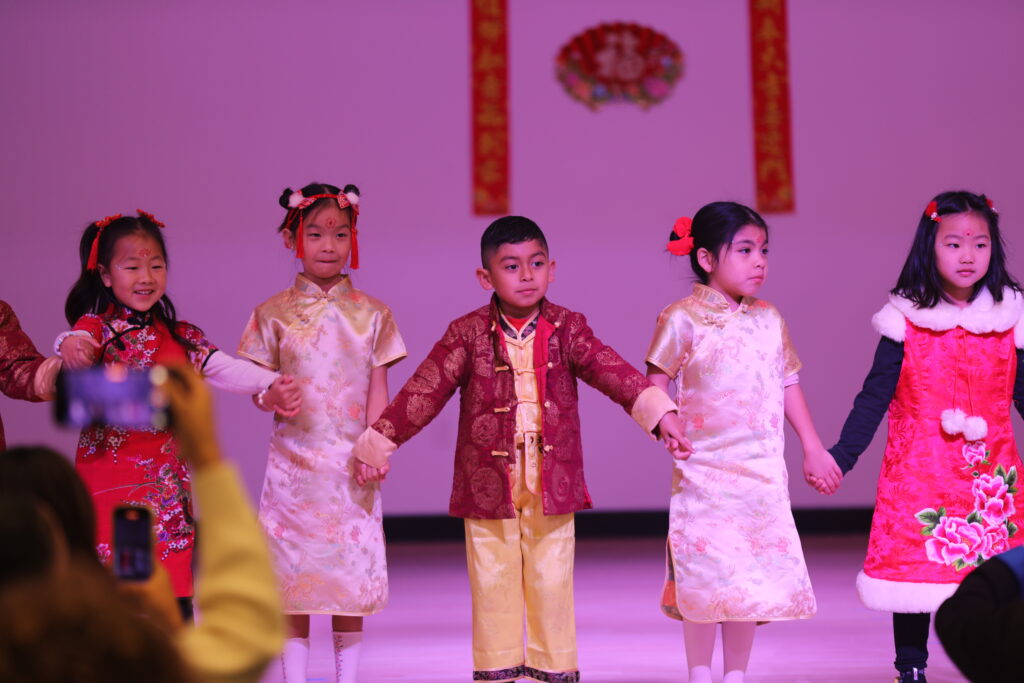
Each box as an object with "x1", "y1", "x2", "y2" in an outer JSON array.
[
  {"x1": 86, "y1": 214, "x2": 123, "y2": 270},
  {"x1": 285, "y1": 191, "x2": 361, "y2": 268},
  {"x1": 667, "y1": 217, "x2": 694, "y2": 256},
  {"x1": 925, "y1": 201, "x2": 942, "y2": 223}
]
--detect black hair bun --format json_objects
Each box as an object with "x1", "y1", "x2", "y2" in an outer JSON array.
[
  {"x1": 278, "y1": 188, "x2": 297, "y2": 209},
  {"x1": 343, "y1": 184, "x2": 360, "y2": 197}
]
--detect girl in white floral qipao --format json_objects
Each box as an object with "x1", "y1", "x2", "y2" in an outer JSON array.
[
  {"x1": 238, "y1": 182, "x2": 406, "y2": 683},
  {"x1": 644, "y1": 202, "x2": 840, "y2": 683}
]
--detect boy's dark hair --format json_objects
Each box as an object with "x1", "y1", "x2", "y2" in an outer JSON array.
[
  {"x1": 893, "y1": 190, "x2": 1020, "y2": 308},
  {"x1": 480, "y1": 216, "x2": 549, "y2": 267},
  {"x1": 277, "y1": 182, "x2": 359, "y2": 235},
  {"x1": 64, "y1": 214, "x2": 200, "y2": 353},
  {"x1": 671, "y1": 202, "x2": 768, "y2": 284}
]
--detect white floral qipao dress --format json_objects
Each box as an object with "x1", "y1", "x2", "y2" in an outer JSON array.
[
  {"x1": 646, "y1": 284, "x2": 816, "y2": 623},
  {"x1": 239, "y1": 274, "x2": 406, "y2": 615}
]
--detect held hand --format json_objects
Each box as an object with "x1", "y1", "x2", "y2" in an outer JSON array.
[
  {"x1": 161, "y1": 364, "x2": 221, "y2": 471},
  {"x1": 803, "y1": 444, "x2": 842, "y2": 495},
  {"x1": 355, "y1": 461, "x2": 390, "y2": 487},
  {"x1": 263, "y1": 375, "x2": 302, "y2": 417},
  {"x1": 60, "y1": 335, "x2": 101, "y2": 369},
  {"x1": 657, "y1": 412, "x2": 693, "y2": 460}
]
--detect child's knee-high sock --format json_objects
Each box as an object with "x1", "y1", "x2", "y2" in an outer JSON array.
[
  {"x1": 683, "y1": 621, "x2": 716, "y2": 683},
  {"x1": 722, "y1": 621, "x2": 756, "y2": 682},
  {"x1": 893, "y1": 612, "x2": 930, "y2": 673},
  {"x1": 282, "y1": 637, "x2": 309, "y2": 683},
  {"x1": 333, "y1": 631, "x2": 364, "y2": 683}
]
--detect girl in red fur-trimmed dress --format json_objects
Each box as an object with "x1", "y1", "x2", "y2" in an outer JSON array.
[
  {"x1": 58, "y1": 211, "x2": 302, "y2": 617},
  {"x1": 827, "y1": 191, "x2": 1024, "y2": 683}
]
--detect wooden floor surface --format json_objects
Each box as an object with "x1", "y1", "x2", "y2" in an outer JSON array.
[{"x1": 261, "y1": 535, "x2": 966, "y2": 682}]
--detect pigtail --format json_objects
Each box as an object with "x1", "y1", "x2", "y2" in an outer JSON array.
[{"x1": 65, "y1": 222, "x2": 118, "y2": 325}]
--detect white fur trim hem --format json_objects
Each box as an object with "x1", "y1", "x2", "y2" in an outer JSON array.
[
  {"x1": 871, "y1": 303, "x2": 907, "y2": 342},
  {"x1": 856, "y1": 570, "x2": 957, "y2": 613}
]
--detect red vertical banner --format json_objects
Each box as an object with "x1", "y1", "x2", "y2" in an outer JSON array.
[
  {"x1": 750, "y1": 0, "x2": 795, "y2": 213},
  {"x1": 471, "y1": 0, "x2": 509, "y2": 215}
]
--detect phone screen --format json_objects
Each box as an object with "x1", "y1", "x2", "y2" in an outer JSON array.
[
  {"x1": 55, "y1": 365, "x2": 169, "y2": 429},
  {"x1": 113, "y1": 506, "x2": 153, "y2": 581}
]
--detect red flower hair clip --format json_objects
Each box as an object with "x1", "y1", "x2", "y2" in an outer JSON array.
[
  {"x1": 136, "y1": 209, "x2": 165, "y2": 228},
  {"x1": 984, "y1": 195, "x2": 998, "y2": 214},
  {"x1": 667, "y1": 216, "x2": 694, "y2": 256},
  {"x1": 925, "y1": 201, "x2": 941, "y2": 223}
]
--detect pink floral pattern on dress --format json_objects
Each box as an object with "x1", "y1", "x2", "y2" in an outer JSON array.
[{"x1": 917, "y1": 464, "x2": 1018, "y2": 571}]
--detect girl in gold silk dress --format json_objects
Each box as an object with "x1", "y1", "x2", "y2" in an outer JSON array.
[
  {"x1": 238, "y1": 183, "x2": 406, "y2": 683},
  {"x1": 645, "y1": 202, "x2": 840, "y2": 683}
]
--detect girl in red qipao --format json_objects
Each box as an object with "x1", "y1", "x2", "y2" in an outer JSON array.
[
  {"x1": 827, "y1": 191, "x2": 1024, "y2": 683},
  {"x1": 59, "y1": 211, "x2": 302, "y2": 618}
]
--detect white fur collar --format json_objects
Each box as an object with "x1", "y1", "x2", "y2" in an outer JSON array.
[{"x1": 871, "y1": 287, "x2": 1024, "y2": 346}]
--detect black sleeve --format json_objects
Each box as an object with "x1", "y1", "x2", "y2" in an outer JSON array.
[
  {"x1": 935, "y1": 556, "x2": 1024, "y2": 682},
  {"x1": 1015, "y1": 348, "x2": 1024, "y2": 420},
  {"x1": 827, "y1": 337, "x2": 903, "y2": 474}
]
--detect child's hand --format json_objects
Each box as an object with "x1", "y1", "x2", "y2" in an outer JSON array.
[
  {"x1": 262, "y1": 376, "x2": 302, "y2": 417},
  {"x1": 60, "y1": 334, "x2": 101, "y2": 369},
  {"x1": 803, "y1": 444, "x2": 842, "y2": 495},
  {"x1": 356, "y1": 461, "x2": 390, "y2": 487},
  {"x1": 657, "y1": 412, "x2": 693, "y2": 460}
]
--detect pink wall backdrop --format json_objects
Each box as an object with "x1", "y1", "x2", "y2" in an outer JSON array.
[{"x1": 2, "y1": 0, "x2": 1023, "y2": 514}]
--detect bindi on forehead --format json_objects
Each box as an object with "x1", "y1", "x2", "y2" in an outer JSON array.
[{"x1": 138, "y1": 248, "x2": 153, "y2": 257}]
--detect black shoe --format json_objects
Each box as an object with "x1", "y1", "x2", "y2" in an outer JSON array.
[{"x1": 894, "y1": 668, "x2": 926, "y2": 683}]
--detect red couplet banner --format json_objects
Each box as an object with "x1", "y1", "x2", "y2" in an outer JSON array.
[
  {"x1": 471, "y1": 0, "x2": 509, "y2": 215},
  {"x1": 750, "y1": 0, "x2": 795, "y2": 213}
]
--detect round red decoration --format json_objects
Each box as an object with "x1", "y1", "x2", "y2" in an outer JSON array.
[{"x1": 556, "y1": 22, "x2": 683, "y2": 110}]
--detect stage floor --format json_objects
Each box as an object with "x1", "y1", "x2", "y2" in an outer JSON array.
[{"x1": 260, "y1": 535, "x2": 966, "y2": 682}]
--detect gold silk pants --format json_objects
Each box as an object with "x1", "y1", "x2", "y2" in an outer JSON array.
[{"x1": 464, "y1": 433, "x2": 578, "y2": 678}]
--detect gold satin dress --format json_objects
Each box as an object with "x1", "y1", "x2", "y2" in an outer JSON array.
[
  {"x1": 647, "y1": 284, "x2": 816, "y2": 623},
  {"x1": 238, "y1": 274, "x2": 406, "y2": 615}
]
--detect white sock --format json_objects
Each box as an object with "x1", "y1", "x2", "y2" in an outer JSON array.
[
  {"x1": 723, "y1": 670, "x2": 746, "y2": 683},
  {"x1": 689, "y1": 665, "x2": 712, "y2": 683},
  {"x1": 282, "y1": 637, "x2": 309, "y2": 683},
  {"x1": 333, "y1": 631, "x2": 364, "y2": 683}
]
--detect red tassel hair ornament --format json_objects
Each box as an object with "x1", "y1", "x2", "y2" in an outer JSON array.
[
  {"x1": 284, "y1": 191, "x2": 361, "y2": 268},
  {"x1": 667, "y1": 216, "x2": 695, "y2": 256}
]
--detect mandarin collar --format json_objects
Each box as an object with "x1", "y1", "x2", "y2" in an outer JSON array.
[
  {"x1": 108, "y1": 304, "x2": 153, "y2": 326},
  {"x1": 293, "y1": 273, "x2": 352, "y2": 300},
  {"x1": 691, "y1": 283, "x2": 750, "y2": 313}
]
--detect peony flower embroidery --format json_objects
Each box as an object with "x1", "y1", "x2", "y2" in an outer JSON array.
[
  {"x1": 973, "y1": 471, "x2": 1016, "y2": 527},
  {"x1": 923, "y1": 514, "x2": 987, "y2": 568},
  {"x1": 962, "y1": 441, "x2": 989, "y2": 468},
  {"x1": 981, "y1": 523, "x2": 1010, "y2": 557}
]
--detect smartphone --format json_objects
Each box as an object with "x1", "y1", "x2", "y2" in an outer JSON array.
[
  {"x1": 55, "y1": 365, "x2": 170, "y2": 429},
  {"x1": 112, "y1": 506, "x2": 153, "y2": 581}
]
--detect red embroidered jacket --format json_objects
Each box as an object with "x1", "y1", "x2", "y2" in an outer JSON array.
[
  {"x1": 355, "y1": 296, "x2": 675, "y2": 519},
  {"x1": 0, "y1": 301, "x2": 50, "y2": 451}
]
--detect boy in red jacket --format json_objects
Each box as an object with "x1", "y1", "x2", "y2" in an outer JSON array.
[{"x1": 354, "y1": 216, "x2": 688, "y2": 682}]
